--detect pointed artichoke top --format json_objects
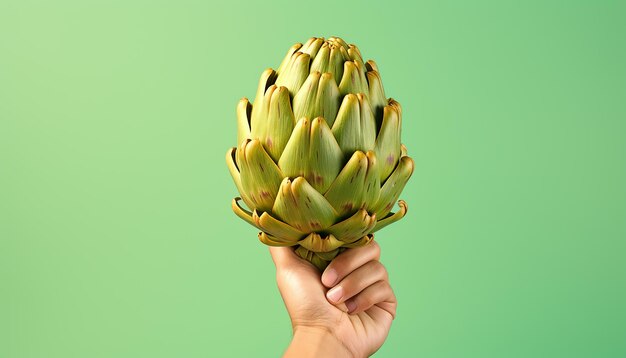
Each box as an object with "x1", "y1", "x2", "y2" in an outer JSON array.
[
  {"x1": 252, "y1": 37, "x2": 388, "y2": 130},
  {"x1": 277, "y1": 37, "x2": 358, "y2": 86}
]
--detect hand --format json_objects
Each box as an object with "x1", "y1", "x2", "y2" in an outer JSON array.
[{"x1": 270, "y1": 241, "x2": 397, "y2": 358}]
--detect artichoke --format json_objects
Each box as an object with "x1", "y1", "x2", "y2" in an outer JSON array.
[{"x1": 226, "y1": 36, "x2": 414, "y2": 270}]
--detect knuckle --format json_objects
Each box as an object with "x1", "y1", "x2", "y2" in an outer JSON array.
[
  {"x1": 366, "y1": 261, "x2": 387, "y2": 281},
  {"x1": 359, "y1": 293, "x2": 375, "y2": 308},
  {"x1": 326, "y1": 259, "x2": 344, "y2": 274},
  {"x1": 377, "y1": 263, "x2": 389, "y2": 281},
  {"x1": 369, "y1": 241, "x2": 381, "y2": 260},
  {"x1": 333, "y1": 251, "x2": 353, "y2": 269},
  {"x1": 331, "y1": 263, "x2": 347, "y2": 280}
]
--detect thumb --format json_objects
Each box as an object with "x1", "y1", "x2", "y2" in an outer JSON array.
[{"x1": 269, "y1": 246, "x2": 310, "y2": 270}]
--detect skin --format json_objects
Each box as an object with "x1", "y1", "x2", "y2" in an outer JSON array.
[{"x1": 269, "y1": 241, "x2": 397, "y2": 358}]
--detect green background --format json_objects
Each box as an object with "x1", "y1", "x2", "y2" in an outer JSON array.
[{"x1": 2, "y1": 0, "x2": 625, "y2": 357}]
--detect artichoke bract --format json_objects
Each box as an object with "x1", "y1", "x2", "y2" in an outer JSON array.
[{"x1": 226, "y1": 36, "x2": 414, "y2": 270}]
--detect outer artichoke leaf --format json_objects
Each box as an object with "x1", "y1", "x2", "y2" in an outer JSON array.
[
  {"x1": 355, "y1": 61, "x2": 369, "y2": 95},
  {"x1": 306, "y1": 117, "x2": 343, "y2": 192},
  {"x1": 279, "y1": 118, "x2": 343, "y2": 193},
  {"x1": 250, "y1": 84, "x2": 276, "y2": 141},
  {"x1": 348, "y1": 45, "x2": 364, "y2": 63},
  {"x1": 315, "y1": 73, "x2": 340, "y2": 128},
  {"x1": 365, "y1": 59, "x2": 379, "y2": 73},
  {"x1": 301, "y1": 37, "x2": 317, "y2": 49},
  {"x1": 237, "y1": 139, "x2": 284, "y2": 213},
  {"x1": 328, "y1": 46, "x2": 347, "y2": 86},
  {"x1": 231, "y1": 197, "x2": 260, "y2": 229},
  {"x1": 259, "y1": 232, "x2": 299, "y2": 247},
  {"x1": 374, "y1": 101, "x2": 402, "y2": 182},
  {"x1": 295, "y1": 245, "x2": 315, "y2": 262},
  {"x1": 278, "y1": 117, "x2": 310, "y2": 177},
  {"x1": 370, "y1": 156, "x2": 414, "y2": 218},
  {"x1": 338, "y1": 44, "x2": 350, "y2": 62},
  {"x1": 277, "y1": 43, "x2": 302, "y2": 75},
  {"x1": 295, "y1": 246, "x2": 327, "y2": 270},
  {"x1": 332, "y1": 94, "x2": 363, "y2": 155},
  {"x1": 226, "y1": 148, "x2": 243, "y2": 193},
  {"x1": 275, "y1": 52, "x2": 310, "y2": 98},
  {"x1": 293, "y1": 72, "x2": 340, "y2": 128},
  {"x1": 272, "y1": 177, "x2": 338, "y2": 233},
  {"x1": 323, "y1": 150, "x2": 367, "y2": 217},
  {"x1": 298, "y1": 233, "x2": 344, "y2": 252},
  {"x1": 236, "y1": 98, "x2": 251, "y2": 146},
  {"x1": 342, "y1": 234, "x2": 374, "y2": 248},
  {"x1": 325, "y1": 209, "x2": 376, "y2": 244},
  {"x1": 293, "y1": 72, "x2": 321, "y2": 123},
  {"x1": 329, "y1": 36, "x2": 349, "y2": 49},
  {"x1": 255, "y1": 211, "x2": 307, "y2": 242},
  {"x1": 371, "y1": 200, "x2": 408, "y2": 233},
  {"x1": 401, "y1": 143, "x2": 408, "y2": 157},
  {"x1": 300, "y1": 37, "x2": 324, "y2": 59},
  {"x1": 226, "y1": 148, "x2": 253, "y2": 208},
  {"x1": 339, "y1": 61, "x2": 367, "y2": 97},
  {"x1": 263, "y1": 86, "x2": 295, "y2": 162},
  {"x1": 251, "y1": 69, "x2": 277, "y2": 124},
  {"x1": 332, "y1": 94, "x2": 376, "y2": 156},
  {"x1": 366, "y1": 70, "x2": 386, "y2": 126},
  {"x1": 294, "y1": 246, "x2": 338, "y2": 271},
  {"x1": 311, "y1": 43, "x2": 331, "y2": 77},
  {"x1": 315, "y1": 248, "x2": 341, "y2": 261},
  {"x1": 358, "y1": 94, "x2": 377, "y2": 151},
  {"x1": 388, "y1": 99, "x2": 402, "y2": 120},
  {"x1": 362, "y1": 150, "x2": 381, "y2": 206}
]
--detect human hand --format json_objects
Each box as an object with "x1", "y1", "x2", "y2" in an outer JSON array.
[{"x1": 270, "y1": 241, "x2": 396, "y2": 358}]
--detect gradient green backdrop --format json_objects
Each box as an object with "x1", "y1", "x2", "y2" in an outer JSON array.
[{"x1": 2, "y1": 1, "x2": 625, "y2": 357}]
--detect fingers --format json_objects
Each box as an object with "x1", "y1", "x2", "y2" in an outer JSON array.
[
  {"x1": 325, "y1": 260, "x2": 387, "y2": 305},
  {"x1": 325, "y1": 260, "x2": 396, "y2": 317},
  {"x1": 321, "y1": 241, "x2": 381, "y2": 287},
  {"x1": 321, "y1": 241, "x2": 397, "y2": 317},
  {"x1": 344, "y1": 280, "x2": 396, "y2": 317}
]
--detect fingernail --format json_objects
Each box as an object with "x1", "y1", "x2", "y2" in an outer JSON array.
[
  {"x1": 323, "y1": 268, "x2": 338, "y2": 286},
  {"x1": 346, "y1": 300, "x2": 357, "y2": 313},
  {"x1": 326, "y1": 286, "x2": 343, "y2": 303}
]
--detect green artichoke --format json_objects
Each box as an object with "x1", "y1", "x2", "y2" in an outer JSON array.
[{"x1": 226, "y1": 36, "x2": 414, "y2": 270}]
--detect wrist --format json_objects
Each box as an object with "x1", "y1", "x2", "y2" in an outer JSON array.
[{"x1": 284, "y1": 326, "x2": 353, "y2": 358}]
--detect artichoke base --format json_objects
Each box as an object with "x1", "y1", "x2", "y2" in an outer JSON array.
[{"x1": 291, "y1": 234, "x2": 374, "y2": 270}]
